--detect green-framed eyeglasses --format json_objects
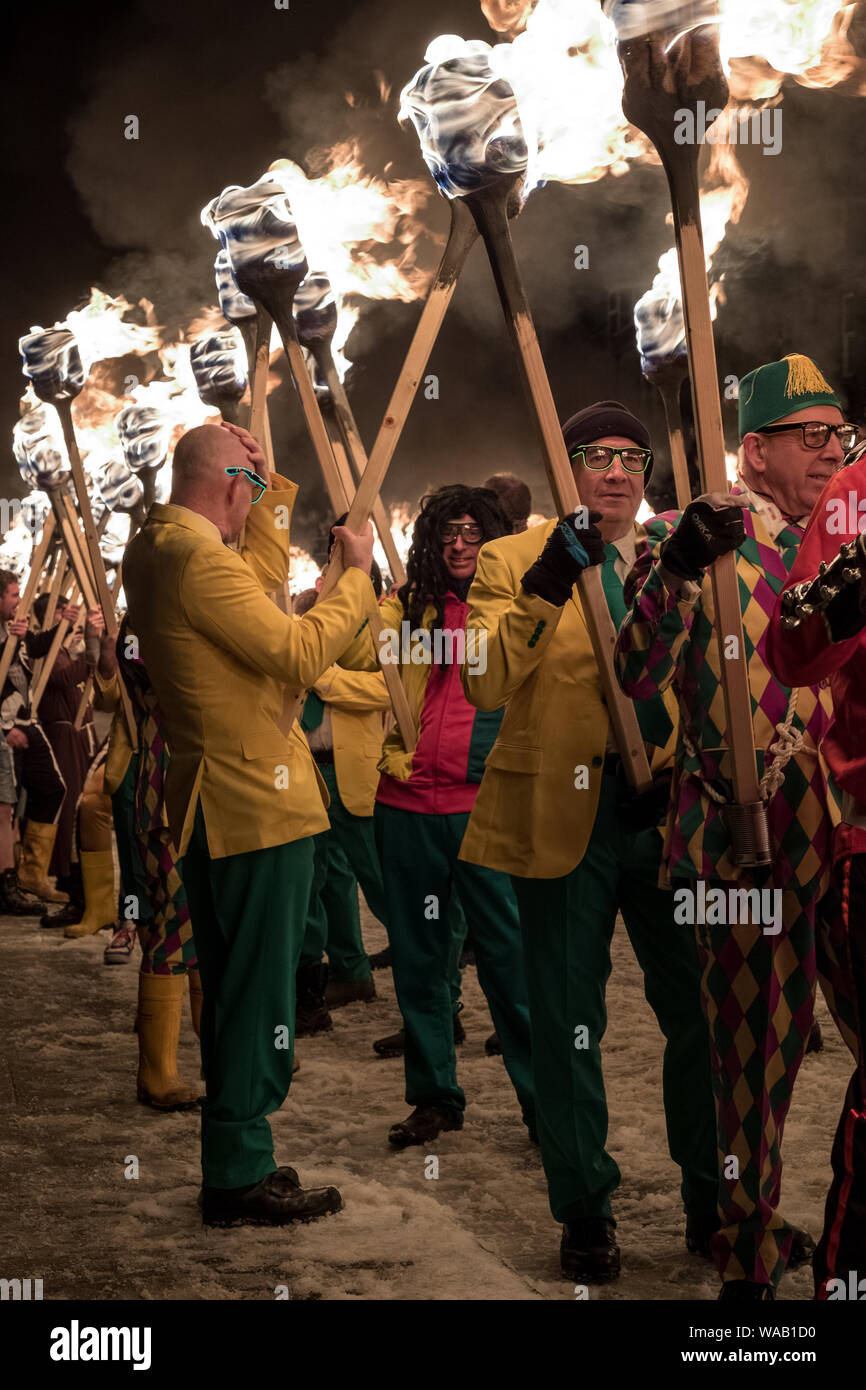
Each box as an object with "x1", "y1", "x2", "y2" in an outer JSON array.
[
  {"x1": 570, "y1": 445, "x2": 653, "y2": 473},
  {"x1": 225, "y1": 465, "x2": 268, "y2": 503}
]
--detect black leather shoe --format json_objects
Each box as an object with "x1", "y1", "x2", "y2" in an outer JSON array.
[
  {"x1": 373, "y1": 1015, "x2": 465, "y2": 1058},
  {"x1": 788, "y1": 1227, "x2": 816, "y2": 1270},
  {"x1": 685, "y1": 1210, "x2": 721, "y2": 1258},
  {"x1": 295, "y1": 962, "x2": 332, "y2": 1037},
  {"x1": 388, "y1": 1106, "x2": 463, "y2": 1148},
  {"x1": 368, "y1": 946, "x2": 392, "y2": 971},
  {"x1": 560, "y1": 1218, "x2": 621, "y2": 1282},
  {"x1": 200, "y1": 1165, "x2": 342, "y2": 1227},
  {"x1": 40, "y1": 900, "x2": 86, "y2": 929},
  {"x1": 0, "y1": 869, "x2": 46, "y2": 917},
  {"x1": 718, "y1": 1280, "x2": 775, "y2": 1301},
  {"x1": 484, "y1": 1031, "x2": 502, "y2": 1056},
  {"x1": 805, "y1": 1020, "x2": 824, "y2": 1054}
]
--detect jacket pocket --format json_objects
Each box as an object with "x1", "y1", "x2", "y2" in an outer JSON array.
[
  {"x1": 483, "y1": 741, "x2": 542, "y2": 775},
  {"x1": 241, "y1": 730, "x2": 291, "y2": 761}
]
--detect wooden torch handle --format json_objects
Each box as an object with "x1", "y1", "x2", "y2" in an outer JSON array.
[
  {"x1": 465, "y1": 184, "x2": 653, "y2": 792},
  {"x1": 0, "y1": 510, "x2": 57, "y2": 697}
]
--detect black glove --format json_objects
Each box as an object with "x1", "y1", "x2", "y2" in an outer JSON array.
[
  {"x1": 660, "y1": 495, "x2": 745, "y2": 581},
  {"x1": 521, "y1": 509, "x2": 606, "y2": 606},
  {"x1": 824, "y1": 574, "x2": 866, "y2": 643}
]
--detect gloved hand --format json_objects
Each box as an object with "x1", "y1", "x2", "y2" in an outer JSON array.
[
  {"x1": 823, "y1": 573, "x2": 866, "y2": 644},
  {"x1": 522, "y1": 509, "x2": 606, "y2": 605},
  {"x1": 660, "y1": 492, "x2": 745, "y2": 581}
]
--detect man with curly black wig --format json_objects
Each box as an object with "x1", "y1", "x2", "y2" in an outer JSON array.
[{"x1": 369, "y1": 483, "x2": 536, "y2": 1149}]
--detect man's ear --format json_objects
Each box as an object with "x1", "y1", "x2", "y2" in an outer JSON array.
[{"x1": 741, "y1": 432, "x2": 766, "y2": 475}]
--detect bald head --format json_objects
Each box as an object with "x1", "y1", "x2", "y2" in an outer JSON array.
[{"x1": 169, "y1": 423, "x2": 263, "y2": 543}]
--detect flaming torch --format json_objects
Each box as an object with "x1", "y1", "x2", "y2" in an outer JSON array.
[
  {"x1": 116, "y1": 402, "x2": 171, "y2": 529},
  {"x1": 212, "y1": 247, "x2": 276, "y2": 465},
  {"x1": 19, "y1": 325, "x2": 135, "y2": 740},
  {"x1": 607, "y1": 0, "x2": 769, "y2": 865},
  {"x1": 634, "y1": 262, "x2": 693, "y2": 510},
  {"x1": 12, "y1": 401, "x2": 98, "y2": 611},
  {"x1": 295, "y1": 271, "x2": 407, "y2": 587},
  {"x1": 207, "y1": 175, "x2": 416, "y2": 745},
  {"x1": 398, "y1": 34, "x2": 652, "y2": 791},
  {"x1": 189, "y1": 329, "x2": 248, "y2": 425}
]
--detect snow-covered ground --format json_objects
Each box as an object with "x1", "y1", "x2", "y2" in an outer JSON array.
[{"x1": 0, "y1": 902, "x2": 849, "y2": 1301}]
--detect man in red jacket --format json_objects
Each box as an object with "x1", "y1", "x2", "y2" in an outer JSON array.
[{"x1": 766, "y1": 446, "x2": 866, "y2": 1299}]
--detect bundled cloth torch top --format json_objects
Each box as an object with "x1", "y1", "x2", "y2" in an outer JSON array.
[
  {"x1": 203, "y1": 174, "x2": 309, "y2": 300},
  {"x1": 399, "y1": 36, "x2": 530, "y2": 200},
  {"x1": 19, "y1": 327, "x2": 85, "y2": 403}
]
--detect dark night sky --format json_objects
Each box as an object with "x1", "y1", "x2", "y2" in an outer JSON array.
[{"x1": 4, "y1": 0, "x2": 866, "y2": 556}]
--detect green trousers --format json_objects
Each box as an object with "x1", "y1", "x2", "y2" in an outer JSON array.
[
  {"x1": 374, "y1": 802, "x2": 535, "y2": 1128},
  {"x1": 179, "y1": 803, "x2": 314, "y2": 1189},
  {"x1": 111, "y1": 758, "x2": 153, "y2": 929},
  {"x1": 300, "y1": 760, "x2": 385, "y2": 982},
  {"x1": 512, "y1": 771, "x2": 718, "y2": 1224}
]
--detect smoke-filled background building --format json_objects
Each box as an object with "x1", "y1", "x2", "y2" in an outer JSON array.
[{"x1": 3, "y1": 0, "x2": 866, "y2": 563}]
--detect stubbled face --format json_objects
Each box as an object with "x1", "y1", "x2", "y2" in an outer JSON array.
[
  {"x1": 0, "y1": 583, "x2": 20, "y2": 622},
  {"x1": 742, "y1": 404, "x2": 845, "y2": 519},
  {"x1": 570, "y1": 436, "x2": 646, "y2": 541},
  {"x1": 441, "y1": 512, "x2": 482, "y2": 583}
]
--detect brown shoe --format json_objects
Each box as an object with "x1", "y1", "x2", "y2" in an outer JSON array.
[
  {"x1": 388, "y1": 1105, "x2": 463, "y2": 1148},
  {"x1": 325, "y1": 977, "x2": 376, "y2": 1008}
]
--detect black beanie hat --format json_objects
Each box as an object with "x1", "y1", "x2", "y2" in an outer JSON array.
[{"x1": 562, "y1": 400, "x2": 652, "y2": 461}]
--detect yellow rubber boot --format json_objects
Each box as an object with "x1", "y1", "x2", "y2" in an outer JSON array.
[
  {"x1": 136, "y1": 973, "x2": 200, "y2": 1111},
  {"x1": 187, "y1": 967, "x2": 203, "y2": 1040},
  {"x1": 18, "y1": 821, "x2": 67, "y2": 903},
  {"x1": 65, "y1": 851, "x2": 117, "y2": 938}
]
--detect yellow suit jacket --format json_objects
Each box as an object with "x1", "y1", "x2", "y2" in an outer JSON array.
[
  {"x1": 307, "y1": 665, "x2": 389, "y2": 817},
  {"x1": 458, "y1": 519, "x2": 677, "y2": 880},
  {"x1": 123, "y1": 475, "x2": 374, "y2": 859}
]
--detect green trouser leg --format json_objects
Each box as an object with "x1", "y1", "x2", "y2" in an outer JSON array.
[
  {"x1": 374, "y1": 802, "x2": 535, "y2": 1127},
  {"x1": 298, "y1": 828, "x2": 331, "y2": 969},
  {"x1": 110, "y1": 756, "x2": 154, "y2": 931},
  {"x1": 316, "y1": 761, "x2": 372, "y2": 982},
  {"x1": 513, "y1": 771, "x2": 717, "y2": 1224},
  {"x1": 179, "y1": 803, "x2": 315, "y2": 1190},
  {"x1": 448, "y1": 891, "x2": 467, "y2": 1017}
]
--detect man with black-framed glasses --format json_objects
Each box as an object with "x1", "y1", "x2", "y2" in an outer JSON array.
[
  {"x1": 615, "y1": 354, "x2": 852, "y2": 1299},
  {"x1": 460, "y1": 400, "x2": 718, "y2": 1283}
]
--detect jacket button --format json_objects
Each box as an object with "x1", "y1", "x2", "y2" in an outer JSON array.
[{"x1": 591, "y1": 755, "x2": 603, "y2": 767}]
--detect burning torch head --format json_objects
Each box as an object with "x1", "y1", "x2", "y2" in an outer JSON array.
[
  {"x1": 97, "y1": 459, "x2": 145, "y2": 515},
  {"x1": 12, "y1": 405, "x2": 69, "y2": 489},
  {"x1": 189, "y1": 330, "x2": 248, "y2": 408},
  {"x1": 203, "y1": 175, "x2": 309, "y2": 315},
  {"x1": 602, "y1": 0, "x2": 727, "y2": 153},
  {"x1": 19, "y1": 326, "x2": 85, "y2": 404},
  {"x1": 116, "y1": 404, "x2": 171, "y2": 474},
  {"x1": 399, "y1": 36, "x2": 530, "y2": 206},
  {"x1": 214, "y1": 248, "x2": 256, "y2": 326},
  {"x1": 634, "y1": 278, "x2": 688, "y2": 382},
  {"x1": 294, "y1": 272, "x2": 338, "y2": 349}
]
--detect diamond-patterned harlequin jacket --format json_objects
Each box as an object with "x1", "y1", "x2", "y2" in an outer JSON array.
[{"x1": 614, "y1": 495, "x2": 839, "y2": 890}]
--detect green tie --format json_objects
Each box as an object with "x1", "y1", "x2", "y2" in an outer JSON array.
[
  {"x1": 600, "y1": 543, "x2": 672, "y2": 749},
  {"x1": 300, "y1": 690, "x2": 325, "y2": 733}
]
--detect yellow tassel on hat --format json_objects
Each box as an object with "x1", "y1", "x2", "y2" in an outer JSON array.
[{"x1": 783, "y1": 354, "x2": 835, "y2": 399}]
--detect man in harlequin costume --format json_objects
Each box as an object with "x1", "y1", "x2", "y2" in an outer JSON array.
[
  {"x1": 460, "y1": 400, "x2": 717, "y2": 1284},
  {"x1": 766, "y1": 436, "x2": 866, "y2": 1299},
  {"x1": 614, "y1": 356, "x2": 852, "y2": 1299},
  {"x1": 351, "y1": 482, "x2": 536, "y2": 1149}
]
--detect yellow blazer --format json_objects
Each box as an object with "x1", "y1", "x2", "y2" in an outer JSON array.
[
  {"x1": 123, "y1": 475, "x2": 374, "y2": 859},
  {"x1": 458, "y1": 520, "x2": 677, "y2": 880},
  {"x1": 308, "y1": 664, "x2": 389, "y2": 817}
]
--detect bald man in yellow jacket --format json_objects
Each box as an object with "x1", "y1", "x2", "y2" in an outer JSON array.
[{"x1": 124, "y1": 421, "x2": 376, "y2": 1229}]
